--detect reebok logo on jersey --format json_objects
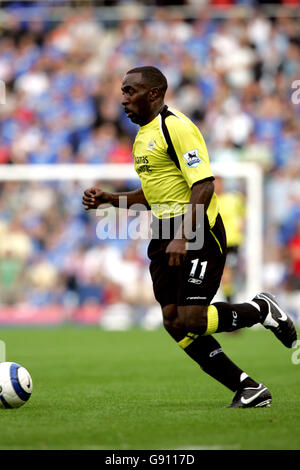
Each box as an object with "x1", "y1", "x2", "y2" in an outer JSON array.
[{"x1": 183, "y1": 149, "x2": 201, "y2": 168}]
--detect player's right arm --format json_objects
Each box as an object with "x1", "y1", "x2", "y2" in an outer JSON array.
[{"x1": 82, "y1": 187, "x2": 150, "y2": 211}]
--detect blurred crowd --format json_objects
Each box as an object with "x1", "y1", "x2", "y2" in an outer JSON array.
[{"x1": 0, "y1": 2, "x2": 300, "y2": 325}]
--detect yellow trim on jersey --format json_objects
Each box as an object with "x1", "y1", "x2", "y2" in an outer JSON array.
[{"x1": 209, "y1": 229, "x2": 223, "y2": 255}]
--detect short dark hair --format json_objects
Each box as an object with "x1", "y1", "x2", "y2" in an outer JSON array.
[{"x1": 126, "y1": 66, "x2": 168, "y2": 98}]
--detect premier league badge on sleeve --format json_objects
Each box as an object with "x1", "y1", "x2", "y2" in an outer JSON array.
[{"x1": 183, "y1": 149, "x2": 201, "y2": 167}]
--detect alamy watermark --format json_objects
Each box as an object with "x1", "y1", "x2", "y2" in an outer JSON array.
[
  {"x1": 95, "y1": 198, "x2": 205, "y2": 250},
  {"x1": 291, "y1": 340, "x2": 300, "y2": 365},
  {"x1": 291, "y1": 80, "x2": 300, "y2": 105}
]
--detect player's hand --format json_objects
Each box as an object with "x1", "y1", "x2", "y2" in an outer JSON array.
[
  {"x1": 165, "y1": 239, "x2": 187, "y2": 266},
  {"x1": 82, "y1": 187, "x2": 112, "y2": 210}
]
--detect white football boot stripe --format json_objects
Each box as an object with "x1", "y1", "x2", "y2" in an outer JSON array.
[
  {"x1": 257, "y1": 294, "x2": 288, "y2": 328},
  {"x1": 240, "y1": 385, "x2": 267, "y2": 405}
]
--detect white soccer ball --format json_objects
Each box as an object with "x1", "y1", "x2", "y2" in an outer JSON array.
[{"x1": 0, "y1": 362, "x2": 33, "y2": 409}]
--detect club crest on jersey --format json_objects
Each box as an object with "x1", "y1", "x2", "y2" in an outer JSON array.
[
  {"x1": 183, "y1": 149, "x2": 201, "y2": 167},
  {"x1": 147, "y1": 140, "x2": 156, "y2": 151}
]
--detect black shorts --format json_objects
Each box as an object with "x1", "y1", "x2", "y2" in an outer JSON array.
[{"x1": 148, "y1": 214, "x2": 227, "y2": 308}]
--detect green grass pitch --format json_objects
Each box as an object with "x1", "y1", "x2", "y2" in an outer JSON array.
[{"x1": 0, "y1": 326, "x2": 299, "y2": 450}]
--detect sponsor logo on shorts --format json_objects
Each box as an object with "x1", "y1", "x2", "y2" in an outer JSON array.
[{"x1": 186, "y1": 296, "x2": 207, "y2": 300}]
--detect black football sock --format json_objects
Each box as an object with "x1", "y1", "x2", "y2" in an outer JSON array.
[
  {"x1": 212, "y1": 301, "x2": 265, "y2": 333},
  {"x1": 180, "y1": 334, "x2": 259, "y2": 392}
]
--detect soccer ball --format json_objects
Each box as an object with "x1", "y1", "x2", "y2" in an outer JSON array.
[{"x1": 0, "y1": 362, "x2": 33, "y2": 409}]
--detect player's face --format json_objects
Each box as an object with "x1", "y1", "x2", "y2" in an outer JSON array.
[{"x1": 121, "y1": 73, "x2": 151, "y2": 125}]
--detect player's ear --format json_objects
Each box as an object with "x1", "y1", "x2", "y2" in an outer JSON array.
[{"x1": 149, "y1": 87, "x2": 160, "y2": 101}]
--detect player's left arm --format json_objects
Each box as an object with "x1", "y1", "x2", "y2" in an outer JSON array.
[
  {"x1": 164, "y1": 115, "x2": 215, "y2": 266},
  {"x1": 166, "y1": 180, "x2": 214, "y2": 266}
]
